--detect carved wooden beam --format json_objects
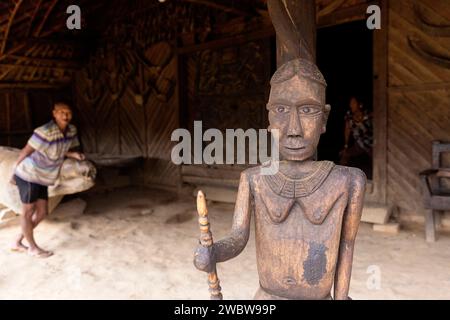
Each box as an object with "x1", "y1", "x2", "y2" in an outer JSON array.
[{"x1": 1, "y1": 0, "x2": 24, "y2": 55}]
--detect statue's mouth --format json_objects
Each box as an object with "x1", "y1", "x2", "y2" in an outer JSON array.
[{"x1": 284, "y1": 146, "x2": 305, "y2": 151}]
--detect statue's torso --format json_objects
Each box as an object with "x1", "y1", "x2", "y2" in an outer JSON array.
[{"x1": 247, "y1": 163, "x2": 352, "y2": 299}]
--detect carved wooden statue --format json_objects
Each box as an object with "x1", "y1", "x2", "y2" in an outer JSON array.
[{"x1": 194, "y1": 0, "x2": 366, "y2": 300}]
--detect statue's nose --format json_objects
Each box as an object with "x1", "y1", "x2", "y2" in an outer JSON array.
[{"x1": 287, "y1": 107, "x2": 303, "y2": 137}]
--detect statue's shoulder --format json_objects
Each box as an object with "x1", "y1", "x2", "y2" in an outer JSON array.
[
  {"x1": 240, "y1": 165, "x2": 261, "y2": 180},
  {"x1": 332, "y1": 165, "x2": 367, "y2": 187}
]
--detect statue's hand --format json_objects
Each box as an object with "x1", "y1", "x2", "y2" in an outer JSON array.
[{"x1": 194, "y1": 244, "x2": 216, "y2": 273}]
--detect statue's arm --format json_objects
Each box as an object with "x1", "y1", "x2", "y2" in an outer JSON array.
[
  {"x1": 194, "y1": 171, "x2": 252, "y2": 272},
  {"x1": 334, "y1": 169, "x2": 366, "y2": 300},
  {"x1": 214, "y1": 171, "x2": 253, "y2": 262}
]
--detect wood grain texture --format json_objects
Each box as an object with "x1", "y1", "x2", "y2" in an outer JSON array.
[{"x1": 387, "y1": 0, "x2": 450, "y2": 217}]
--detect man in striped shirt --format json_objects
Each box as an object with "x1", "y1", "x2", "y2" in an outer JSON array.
[{"x1": 10, "y1": 101, "x2": 85, "y2": 258}]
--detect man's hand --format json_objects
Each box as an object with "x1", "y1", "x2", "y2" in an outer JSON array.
[{"x1": 66, "y1": 152, "x2": 86, "y2": 161}]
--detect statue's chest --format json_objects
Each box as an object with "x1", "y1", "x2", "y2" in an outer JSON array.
[{"x1": 253, "y1": 174, "x2": 348, "y2": 231}]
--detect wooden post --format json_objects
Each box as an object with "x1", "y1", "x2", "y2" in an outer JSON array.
[
  {"x1": 267, "y1": 0, "x2": 317, "y2": 66},
  {"x1": 425, "y1": 209, "x2": 437, "y2": 242},
  {"x1": 267, "y1": 0, "x2": 317, "y2": 158},
  {"x1": 370, "y1": 0, "x2": 388, "y2": 205}
]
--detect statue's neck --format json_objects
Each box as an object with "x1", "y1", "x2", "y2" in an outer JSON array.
[{"x1": 278, "y1": 159, "x2": 319, "y2": 179}]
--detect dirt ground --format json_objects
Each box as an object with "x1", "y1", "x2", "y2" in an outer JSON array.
[{"x1": 0, "y1": 187, "x2": 449, "y2": 300}]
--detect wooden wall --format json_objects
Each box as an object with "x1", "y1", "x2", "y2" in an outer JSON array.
[
  {"x1": 387, "y1": 0, "x2": 450, "y2": 218},
  {"x1": 71, "y1": 0, "x2": 271, "y2": 190},
  {"x1": 73, "y1": 42, "x2": 180, "y2": 188},
  {"x1": 0, "y1": 89, "x2": 70, "y2": 148}
]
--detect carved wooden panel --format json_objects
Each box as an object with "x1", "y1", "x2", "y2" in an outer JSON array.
[
  {"x1": 390, "y1": 0, "x2": 450, "y2": 86},
  {"x1": 186, "y1": 39, "x2": 271, "y2": 132},
  {"x1": 387, "y1": 0, "x2": 450, "y2": 216},
  {"x1": 73, "y1": 41, "x2": 179, "y2": 187}
]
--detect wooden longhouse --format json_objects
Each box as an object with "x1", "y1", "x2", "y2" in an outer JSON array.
[{"x1": 0, "y1": 0, "x2": 449, "y2": 234}]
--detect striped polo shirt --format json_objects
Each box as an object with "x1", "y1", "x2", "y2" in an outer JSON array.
[{"x1": 15, "y1": 120, "x2": 80, "y2": 186}]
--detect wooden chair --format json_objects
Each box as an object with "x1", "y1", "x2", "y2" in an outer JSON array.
[{"x1": 419, "y1": 141, "x2": 450, "y2": 242}]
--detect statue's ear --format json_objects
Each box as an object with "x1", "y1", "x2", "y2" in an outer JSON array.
[{"x1": 322, "y1": 104, "x2": 331, "y2": 133}]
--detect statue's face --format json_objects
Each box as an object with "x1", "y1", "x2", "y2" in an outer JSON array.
[{"x1": 267, "y1": 75, "x2": 327, "y2": 161}]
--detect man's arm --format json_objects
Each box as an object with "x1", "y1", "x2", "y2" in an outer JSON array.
[
  {"x1": 194, "y1": 171, "x2": 252, "y2": 271},
  {"x1": 15, "y1": 144, "x2": 35, "y2": 167},
  {"x1": 65, "y1": 128, "x2": 84, "y2": 161},
  {"x1": 65, "y1": 150, "x2": 85, "y2": 161},
  {"x1": 334, "y1": 169, "x2": 366, "y2": 300},
  {"x1": 10, "y1": 144, "x2": 35, "y2": 184}
]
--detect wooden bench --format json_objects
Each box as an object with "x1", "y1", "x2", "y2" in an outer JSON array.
[{"x1": 419, "y1": 141, "x2": 450, "y2": 242}]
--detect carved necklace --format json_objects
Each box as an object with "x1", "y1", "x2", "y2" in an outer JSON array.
[{"x1": 263, "y1": 161, "x2": 335, "y2": 198}]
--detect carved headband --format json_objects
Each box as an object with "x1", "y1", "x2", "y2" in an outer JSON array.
[{"x1": 270, "y1": 58, "x2": 327, "y2": 87}]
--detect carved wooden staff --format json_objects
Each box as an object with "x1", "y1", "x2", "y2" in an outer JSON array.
[{"x1": 196, "y1": 190, "x2": 223, "y2": 300}]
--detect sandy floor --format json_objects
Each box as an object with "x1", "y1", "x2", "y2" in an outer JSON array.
[{"x1": 0, "y1": 187, "x2": 449, "y2": 300}]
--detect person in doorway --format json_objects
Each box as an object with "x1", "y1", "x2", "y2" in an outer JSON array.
[
  {"x1": 10, "y1": 101, "x2": 85, "y2": 258},
  {"x1": 339, "y1": 95, "x2": 373, "y2": 169}
]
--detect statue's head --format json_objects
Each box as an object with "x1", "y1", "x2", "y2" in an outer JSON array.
[{"x1": 267, "y1": 59, "x2": 330, "y2": 161}]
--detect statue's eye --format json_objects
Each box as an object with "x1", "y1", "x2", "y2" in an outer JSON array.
[
  {"x1": 299, "y1": 105, "x2": 320, "y2": 115},
  {"x1": 276, "y1": 106, "x2": 288, "y2": 113}
]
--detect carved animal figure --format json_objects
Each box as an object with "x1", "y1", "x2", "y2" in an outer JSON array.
[{"x1": 0, "y1": 146, "x2": 96, "y2": 215}]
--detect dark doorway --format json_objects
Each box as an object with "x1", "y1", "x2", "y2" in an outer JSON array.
[{"x1": 316, "y1": 20, "x2": 373, "y2": 179}]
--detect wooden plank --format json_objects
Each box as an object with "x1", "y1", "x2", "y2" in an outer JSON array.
[
  {"x1": 424, "y1": 209, "x2": 437, "y2": 242},
  {"x1": 361, "y1": 203, "x2": 391, "y2": 224},
  {"x1": 373, "y1": 222, "x2": 400, "y2": 235},
  {"x1": 369, "y1": 0, "x2": 388, "y2": 204},
  {"x1": 389, "y1": 81, "x2": 450, "y2": 92}
]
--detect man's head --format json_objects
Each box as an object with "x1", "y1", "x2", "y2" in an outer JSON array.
[
  {"x1": 53, "y1": 101, "x2": 73, "y2": 129},
  {"x1": 267, "y1": 59, "x2": 330, "y2": 161}
]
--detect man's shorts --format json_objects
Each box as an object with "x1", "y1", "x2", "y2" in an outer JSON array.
[{"x1": 14, "y1": 175, "x2": 48, "y2": 204}]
